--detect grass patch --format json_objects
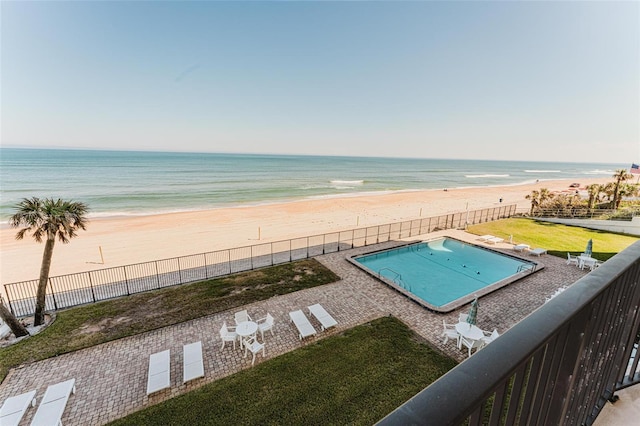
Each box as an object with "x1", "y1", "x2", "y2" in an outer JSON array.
[
  {"x1": 0, "y1": 259, "x2": 339, "y2": 382},
  {"x1": 107, "y1": 316, "x2": 457, "y2": 426},
  {"x1": 467, "y1": 218, "x2": 638, "y2": 261}
]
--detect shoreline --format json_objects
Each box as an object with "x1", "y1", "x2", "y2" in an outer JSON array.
[{"x1": 0, "y1": 178, "x2": 611, "y2": 285}]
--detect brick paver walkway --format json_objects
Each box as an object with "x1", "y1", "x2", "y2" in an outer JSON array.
[{"x1": 0, "y1": 230, "x2": 589, "y2": 425}]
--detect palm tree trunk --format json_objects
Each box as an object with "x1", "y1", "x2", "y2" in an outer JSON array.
[
  {"x1": 0, "y1": 298, "x2": 29, "y2": 337},
  {"x1": 34, "y1": 238, "x2": 55, "y2": 326}
]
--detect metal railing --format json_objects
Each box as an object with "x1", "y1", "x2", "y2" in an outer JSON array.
[
  {"x1": 379, "y1": 240, "x2": 640, "y2": 426},
  {"x1": 524, "y1": 207, "x2": 640, "y2": 221},
  {"x1": 3, "y1": 204, "x2": 516, "y2": 317}
]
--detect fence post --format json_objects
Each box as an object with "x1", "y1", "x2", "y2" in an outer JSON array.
[
  {"x1": 48, "y1": 278, "x2": 58, "y2": 311},
  {"x1": 270, "y1": 243, "x2": 274, "y2": 266},
  {"x1": 124, "y1": 266, "x2": 130, "y2": 296},
  {"x1": 155, "y1": 261, "x2": 161, "y2": 289},
  {"x1": 177, "y1": 257, "x2": 183, "y2": 283},
  {"x1": 88, "y1": 272, "x2": 96, "y2": 303},
  {"x1": 203, "y1": 253, "x2": 208, "y2": 279},
  {"x1": 306, "y1": 237, "x2": 310, "y2": 258},
  {"x1": 251, "y1": 246, "x2": 254, "y2": 270},
  {"x1": 3, "y1": 285, "x2": 15, "y2": 316}
]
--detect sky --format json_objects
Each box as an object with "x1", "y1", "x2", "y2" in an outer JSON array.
[{"x1": 1, "y1": 1, "x2": 639, "y2": 163}]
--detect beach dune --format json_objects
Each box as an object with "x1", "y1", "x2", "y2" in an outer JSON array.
[{"x1": 0, "y1": 179, "x2": 609, "y2": 285}]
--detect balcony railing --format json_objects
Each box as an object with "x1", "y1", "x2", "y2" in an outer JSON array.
[{"x1": 378, "y1": 240, "x2": 640, "y2": 426}]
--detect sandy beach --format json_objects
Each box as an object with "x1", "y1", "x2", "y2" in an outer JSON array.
[{"x1": 0, "y1": 178, "x2": 611, "y2": 285}]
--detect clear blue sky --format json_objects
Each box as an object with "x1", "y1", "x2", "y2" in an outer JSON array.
[{"x1": 2, "y1": 1, "x2": 638, "y2": 163}]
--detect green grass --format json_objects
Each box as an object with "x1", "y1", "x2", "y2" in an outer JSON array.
[
  {"x1": 107, "y1": 316, "x2": 457, "y2": 426},
  {"x1": 467, "y1": 218, "x2": 639, "y2": 261},
  {"x1": 0, "y1": 259, "x2": 339, "y2": 382}
]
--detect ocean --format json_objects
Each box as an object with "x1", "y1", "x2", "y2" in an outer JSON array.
[{"x1": 0, "y1": 148, "x2": 624, "y2": 221}]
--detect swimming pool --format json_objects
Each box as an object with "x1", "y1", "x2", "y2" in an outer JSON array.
[{"x1": 350, "y1": 237, "x2": 541, "y2": 312}]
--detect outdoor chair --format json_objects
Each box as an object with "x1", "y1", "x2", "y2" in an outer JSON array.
[
  {"x1": 289, "y1": 310, "x2": 317, "y2": 340},
  {"x1": 308, "y1": 303, "x2": 338, "y2": 331},
  {"x1": 567, "y1": 253, "x2": 579, "y2": 266},
  {"x1": 183, "y1": 341, "x2": 204, "y2": 383},
  {"x1": 146, "y1": 350, "x2": 170, "y2": 395},
  {"x1": 243, "y1": 336, "x2": 265, "y2": 366},
  {"x1": 256, "y1": 313, "x2": 275, "y2": 340},
  {"x1": 460, "y1": 335, "x2": 486, "y2": 358},
  {"x1": 0, "y1": 390, "x2": 36, "y2": 426},
  {"x1": 234, "y1": 310, "x2": 252, "y2": 325},
  {"x1": 458, "y1": 313, "x2": 468, "y2": 323},
  {"x1": 219, "y1": 322, "x2": 238, "y2": 350},
  {"x1": 30, "y1": 378, "x2": 76, "y2": 426},
  {"x1": 482, "y1": 329, "x2": 500, "y2": 345},
  {"x1": 442, "y1": 319, "x2": 460, "y2": 346}
]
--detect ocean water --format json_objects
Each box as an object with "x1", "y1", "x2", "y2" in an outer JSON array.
[{"x1": 0, "y1": 148, "x2": 624, "y2": 221}]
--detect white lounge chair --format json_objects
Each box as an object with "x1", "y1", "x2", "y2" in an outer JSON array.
[
  {"x1": 219, "y1": 322, "x2": 238, "y2": 350},
  {"x1": 442, "y1": 320, "x2": 460, "y2": 346},
  {"x1": 146, "y1": 349, "x2": 170, "y2": 395},
  {"x1": 0, "y1": 390, "x2": 36, "y2": 426},
  {"x1": 486, "y1": 237, "x2": 504, "y2": 244},
  {"x1": 529, "y1": 248, "x2": 547, "y2": 256},
  {"x1": 30, "y1": 379, "x2": 76, "y2": 426},
  {"x1": 243, "y1": 336, "x2": 265, "y2": 366},
  {"x1": 289, "y1": 310, "x2": 317, "y2": 340},
  {"x1": 307, "y1": 304, "x2": 338, "y2": 331},
  {"x1": 234, "y1": 310, "x2": 252, "y2": 325},
  {"x1": 513, "y1": 244, "x2": 530, "y2": 252},
  {"x1": 477, "y1": 235, "x2": 495, "y2": 242},
  {"x1": 256, "y1": 313, "x2": 275, "y2": 340},
  {"x1": 183, "y1": 341, "x2": 204, "y2": 383}
]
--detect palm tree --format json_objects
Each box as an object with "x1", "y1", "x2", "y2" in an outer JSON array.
[
  {"x1": 586, "y1": 184, "x2": 601, "y2": 210},
  {"x1": 10, "y1": 197, "x2": 89, "y2": 326},
  {"x1": 525, "y1": 190, "x2": 540, "y2": 215},
  {"x1": 611, "y1": 169, "x2": 633, "y2": 209},
  {"x1": 0, "y1": 298, "x2": 29, "y2": 337}
]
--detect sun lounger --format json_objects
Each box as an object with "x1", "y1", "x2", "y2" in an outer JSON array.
[
  {"x1": 147, "y1": 349, "x2": 170, "y2": 395},
  {"x1": 0, "y1": 390, "x2": 36, "y2": 426},
  {"x1": 513, "y1": 244, "x2": 530, "y2": 252},
  {"x1": 308, "y1": 304, "x2": 338, "y2": 331},
  {"x1": 529, "y1": 248, "x2": 547, "y2": 256},
  {"x1": 477, "y1": 235, "x2": 495, "y2": 241},
  {"x1": 486, "y1": 237, "x2": 504, "y2": 244},
  {"x1": 183, "y1": 341, "x2": 204, "y2": 383},
  {"x1": 289, "y1": 310, "x2": 317, "y2": 340},
  {"x1": 30, "y1": 379, "x2": 75, "y2": 426}
]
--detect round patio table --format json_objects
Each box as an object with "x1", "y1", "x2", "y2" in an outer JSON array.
[
  {"x1": 455, "y1": 322, "x2": 484, "y2": 348},
  {"x1": 236, "y1": 321, "x2": 258, "y2": 348}
]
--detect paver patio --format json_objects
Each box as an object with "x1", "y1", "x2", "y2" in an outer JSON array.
[{"x1": 0, "y1": 230, "x2": 590, "y2": 425}]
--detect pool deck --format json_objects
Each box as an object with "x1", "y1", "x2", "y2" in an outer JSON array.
[{"x1": 0, "y1": 230, "x2": 618, "y2": 425}]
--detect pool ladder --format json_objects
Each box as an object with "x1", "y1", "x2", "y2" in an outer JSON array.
[
  {"x1": 517, "y1": 264, "x2": 536, "y2": 273},
  {"x1": 378, "y1": 268, "x2": 411, "y2": 292}
]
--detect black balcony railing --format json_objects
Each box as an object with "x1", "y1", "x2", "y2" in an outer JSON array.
[
  {"x1": 378, "y1": 240, "x2": 640, "y2": 426},
  {"x1": 3, "y1": 204, "x2": 516, "y2": 317}
]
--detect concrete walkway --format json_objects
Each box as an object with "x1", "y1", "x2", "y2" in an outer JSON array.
[{"x1": 0, "y1": 231, "x2": 595, "y2": 425}]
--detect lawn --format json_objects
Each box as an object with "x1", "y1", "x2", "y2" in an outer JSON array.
[
  {"x1": 107, "y1": 316, "x2": 457, "y2": 426},
  {"x1": 467, "y1": 218, "x2": 638, "y2": 261},
  {"x1": 0, "y1": 259, "x2": 339, "y2": 382}
]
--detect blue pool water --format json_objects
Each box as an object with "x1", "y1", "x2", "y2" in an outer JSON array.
[{"x1": 352, "y1": 238, "x2": 537, "y2": 312}]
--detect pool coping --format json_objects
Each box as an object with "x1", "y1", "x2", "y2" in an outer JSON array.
[{"x1": 347, "y1": 236, "x2": 545, "y2": 313}]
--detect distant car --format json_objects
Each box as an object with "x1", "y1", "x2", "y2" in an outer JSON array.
[{"x1": 569, "y1": 183, "x2": 580, "y2": 188}]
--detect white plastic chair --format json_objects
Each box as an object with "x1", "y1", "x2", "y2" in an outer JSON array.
[
  {"x1": 460, "y1": 335, "x2": 485, "y2": 358},
  {"x1": 219, "y1": 322, "x2": 238, "y2": 350},
  {"x1": 566, "y1": 253, "x2": 579, "y2": 266},
  {"x1": 458, "y1": 313, "x2": 468, "y2": 323},
  {"x1": 256, "y1": 313, "x2": 275, "y2": 340},
  {"x1": 234, "y1": 310, "x2": 252, "y2": 325},
  {"x1": 482, "y1": 329, "x2": 500, "y2": 345},
  {"x1": 243, "y1": 336, "x2": 265, "y2": 366},
  {"x1": 581, "y1": 258, "x2": 598, "y2": 271},
  {"x1": 442, "y1": 319, "x2": 460, "y2": 346}
]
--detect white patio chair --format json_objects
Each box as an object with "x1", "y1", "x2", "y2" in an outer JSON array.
[
  {"x1": 219, "y1": 322, "x2": 238, "y2": 350},
  {"x1": 458, "y1": 313, "x2": 468, "y2": 323},
  {"x1": 243, "y1": 336, "x2": 265, "y2": 366},
  {"x1": 581, "y1": 258, "x2": 598, "y2": 271},
  {"x1": 234, "y1": 310, "x2": 252, "y2": 325},
  {"x1": 442, "y1": 319, "x2": 460, "y2": 347},
  {"x1": 256, "y1": 313, "x2": 275, "y2": 340},
  {"x1": 566, "y1": 253, "x2": 579, "y2": 266},
  {"x1": 460, "y1": 335, "x2": 486, "y2": 358},
  {"x1": 482, "y1": 329, "x2": 500, "y2": 345}
]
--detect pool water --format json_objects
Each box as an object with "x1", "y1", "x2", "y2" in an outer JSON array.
[{"x1": 352, "y1": 237, "x2": 538, "y2": 312}]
